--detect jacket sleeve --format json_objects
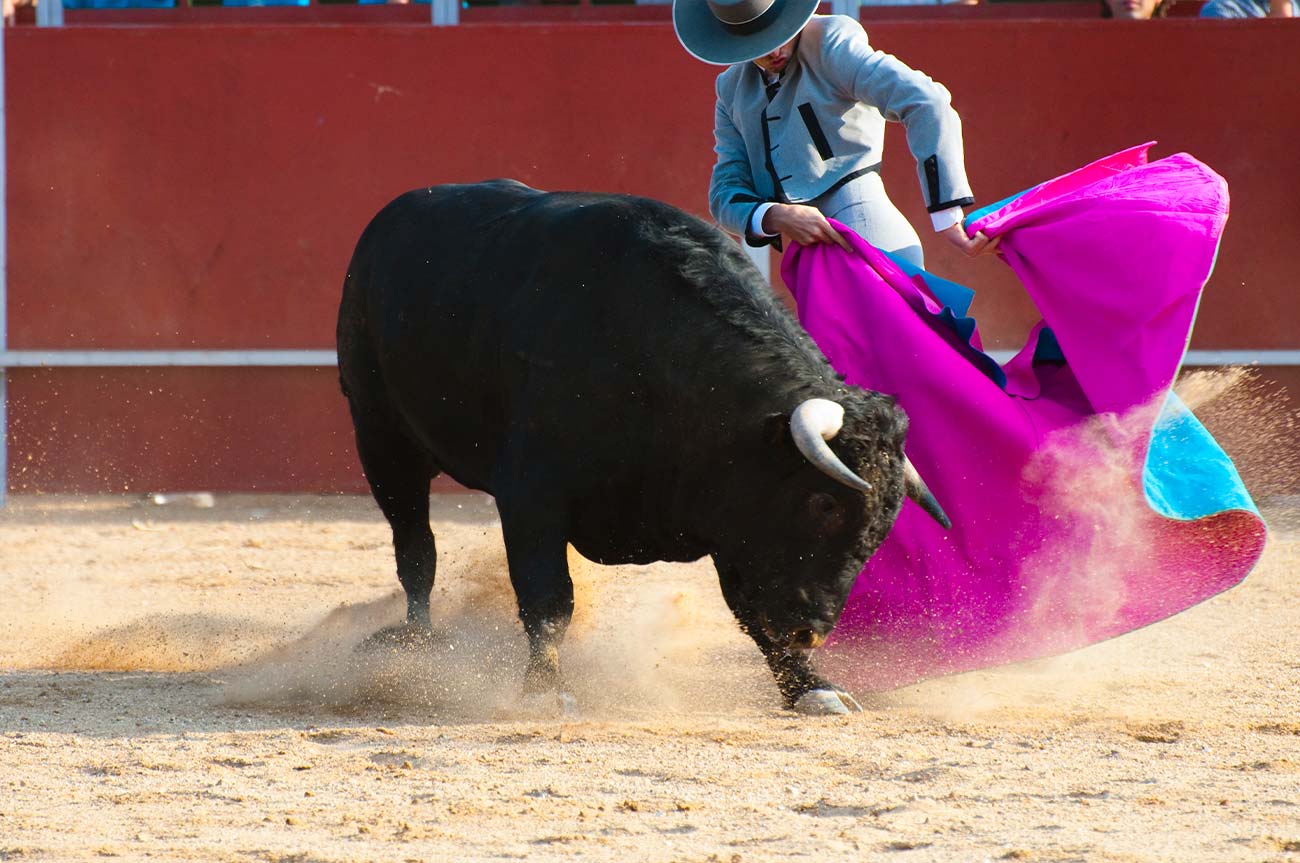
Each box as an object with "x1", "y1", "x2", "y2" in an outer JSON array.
[
  {"x1": 823, "y1": 17, "x2": 975, "y2": 213},
  {"x1": 708, "y1": 74, "x2": 778, "y2": 248}
]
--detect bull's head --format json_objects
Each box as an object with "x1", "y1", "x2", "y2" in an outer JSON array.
[
  {"x1": 790, "y1": 398, "x2": 948, "y2": 531},
  {"x1": 709, "y1": 395, "x2": 946, "y2": 654}
]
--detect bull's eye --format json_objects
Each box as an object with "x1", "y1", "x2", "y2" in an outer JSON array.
[{"x1": 806, "y1": 492, "x2": 846, "y2": 538}]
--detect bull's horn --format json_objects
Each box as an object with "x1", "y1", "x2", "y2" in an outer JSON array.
[
  {"x1": 903, "y1": 457, "x2": 951, "y2": 530},
  {"x1": 790, "y1": 399, "x2": 873, "y2": 493}
]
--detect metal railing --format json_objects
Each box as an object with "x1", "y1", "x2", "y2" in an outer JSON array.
[
  {"x1": 30, "y1": 0, "x2": 461, "y2": 25},
  {"x1": 26, "y1": 0, "x2": 876, "y2": 28}
]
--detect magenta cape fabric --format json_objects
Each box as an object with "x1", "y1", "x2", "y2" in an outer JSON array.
[{"x1": 785, "y1": 145, "x2": 1268, "y2": 691}]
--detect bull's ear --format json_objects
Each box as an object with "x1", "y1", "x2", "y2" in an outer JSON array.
[{"x1": 763, "y1": 412, "x2": 790, "y2": 447}]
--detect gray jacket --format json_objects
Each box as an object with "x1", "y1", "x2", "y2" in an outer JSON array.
[{"x1": 709, "y1": 15, "x2": 974, "y2": 246}]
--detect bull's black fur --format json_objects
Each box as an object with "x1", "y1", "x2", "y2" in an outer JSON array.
[
  {"x1": 606, "y1": 198, "x2": 911, "y2": 571},
  {"x1": 338, "y1": 180, "x2": 913, "y2": 710}
]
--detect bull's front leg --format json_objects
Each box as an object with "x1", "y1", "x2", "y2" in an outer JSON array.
[
  {"x1": 495, "y1": 489, "x2": 577, "y2": 716},
  {"x1": 738, "y1": 613, "x2": 862, "y2": 715},
  {"x1": 717, "y1": 567, "x2": 862, "y2": 716}
]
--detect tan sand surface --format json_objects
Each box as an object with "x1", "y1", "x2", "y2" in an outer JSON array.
[{"x1": 1, "y1": 492, "x2": 1297, "y2": 863}]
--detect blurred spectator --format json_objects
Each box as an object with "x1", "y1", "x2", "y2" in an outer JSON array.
[
  {"x1": 1101, "y1": 0, "x2": 1173, "y2": 16},
  {"x1": 4, "y1": 0, "x2": 34, "y2": 22},
  {"x1": 61, "y1": 0, "x2": 174, "y2": 6},
  {"x1": 1201, "y1": 0, "x2": 1295, "y2": 15},
  {"x1": 861, "y1": 0, "x2": 980, "y2": 5}
]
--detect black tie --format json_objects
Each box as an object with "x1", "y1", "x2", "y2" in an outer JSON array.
[{"x1": 765, "y1": 78, "x2": 781, "y2": 102}]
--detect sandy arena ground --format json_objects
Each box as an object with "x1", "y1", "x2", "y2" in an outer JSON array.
[{"x1": 1, "y1": 490, "x2": 1297, "y2": 863}]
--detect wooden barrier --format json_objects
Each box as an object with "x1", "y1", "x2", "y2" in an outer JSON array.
[{"x1": 5, "y1": 20, "x2": 1298, "y2": 493}]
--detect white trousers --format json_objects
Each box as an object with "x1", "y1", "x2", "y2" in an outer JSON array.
[{"x1": 810, "y1": 172, "x2": 925, "y2": 269}]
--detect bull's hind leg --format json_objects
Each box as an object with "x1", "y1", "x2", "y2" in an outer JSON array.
[
  {"x1": 351, "y1": 411, "x2": 441, "y2": 642},
  {"x1": 494, "y1": 485, "x2": 576, "y2": 713}
]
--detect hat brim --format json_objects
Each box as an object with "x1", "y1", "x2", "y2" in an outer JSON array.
[{"x1": 673, "y1": 1, "x2": 820, "y2": 66}]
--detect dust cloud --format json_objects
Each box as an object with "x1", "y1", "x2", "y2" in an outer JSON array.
[
  {"x1": 9, "y1": 367, "x2": 1293, "y2": 728},
  {"x1": 1177, "y1": 366, "x2": 1299, "y2": 503},
  {"x1": 977, "y1": 365, "x2": 1293, "y2": 663},
  {"x1": 52, "y1": 613, "x2": 283, "y2": 673},
  {"x1": 1010, "y1": 396, "x2": 1161, "y2": 654},
  {"x1": 885, "y1": 365, "x2": 1296, "y2": 722},
  {"x1": 18, "y1": 528, "x2": 768, "y2": 721},
  {"x1": 220, "y1": 546, "x2": 770, "y2": 720}
]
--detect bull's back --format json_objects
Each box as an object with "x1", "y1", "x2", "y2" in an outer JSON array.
[
  {"x1": 338, "y1": 179, "x2": 782, "y2": 506},
  {"x1": 339, "y1": 181, "x2": 552, "y2": 489}
]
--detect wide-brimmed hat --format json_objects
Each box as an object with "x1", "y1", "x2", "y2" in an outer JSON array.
[{"x1": 673, "y1": 0, "x2": 820, "y2": 66}]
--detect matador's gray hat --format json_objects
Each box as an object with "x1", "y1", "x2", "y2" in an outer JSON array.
[{"x1": 673, "y1": 0, "x2": 820, "y2": 66}]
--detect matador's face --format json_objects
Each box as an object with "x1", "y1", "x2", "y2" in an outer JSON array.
[
  {"x1": 752, "y1": 34, "x2": 799, "y2": 75},
  {"x1": 1105, "y1": 0, "x2": 1161, "y2": 16}
]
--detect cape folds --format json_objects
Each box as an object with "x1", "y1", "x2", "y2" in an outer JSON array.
[{"x1": 786, "y1": 144, "x2": 1268, "y2": 690}]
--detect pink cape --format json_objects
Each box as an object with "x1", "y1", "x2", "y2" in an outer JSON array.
[{"x1": 785, "y1": 145, "x2": 1268, "y2": 691}]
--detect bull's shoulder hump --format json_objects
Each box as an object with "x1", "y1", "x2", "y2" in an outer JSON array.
[
  {"x1": 386, "y1": 179, "x2": 546, "y2": 212},
  {"x1": 537, "y1": 191, "x2": 713, "y2": 231},
  {"x1": 384, "y1": 183, "x2": 698, "y2": 230},
  {"x1": 371, "y1": 184, "x2": 720, "y2": 256}
]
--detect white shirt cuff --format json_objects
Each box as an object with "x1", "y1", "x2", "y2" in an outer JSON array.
[
  {"x1": 749, "y1": 202, "x2": 780, "y2": 237},
  {"x1": 930, "y1": 206, "x2": 966, "y2": 233}
]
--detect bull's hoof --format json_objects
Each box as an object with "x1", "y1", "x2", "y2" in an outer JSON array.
[
  {"x1": 793, "y1": 688, "x2": 863, "y2": 716},
  {"x1": 358, "y1": 622, "x2": 437, "y2": 653},
  {"x1": 516, "y1": 690, "x2": 579, "y2": 719}
]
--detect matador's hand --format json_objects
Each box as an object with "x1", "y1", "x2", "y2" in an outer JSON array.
[
  {"x1": 940, "y1": 222, "x2": 1000, "y2": 257},
  {"x1": 763, "y1": 204, "x2": 852, "y2": 252}
]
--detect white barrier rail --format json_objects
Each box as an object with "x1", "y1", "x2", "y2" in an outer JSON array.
[
  {"x1": 0, "y1": 349, "x2": 338, "y2": 367},
  {"x1": 3, "y1": 348, "x2": 1300, "y2": 369}
]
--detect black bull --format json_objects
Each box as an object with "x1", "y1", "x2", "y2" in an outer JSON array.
[{"x1": 336, "y1": 180, "x2": 947, "y2": 714}]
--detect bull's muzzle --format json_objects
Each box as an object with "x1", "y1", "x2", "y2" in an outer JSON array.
[
  {"x1": 762, "y1": 615, "x2": 830, "y2": 651},
  {"x1": 786, "y1": 628, "x2": 827, "y2": 651}
]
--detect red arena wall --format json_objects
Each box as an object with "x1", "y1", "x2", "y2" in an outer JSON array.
[{"x1": 5, "y1": 21, "x2": 1299, "y2": 493}]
